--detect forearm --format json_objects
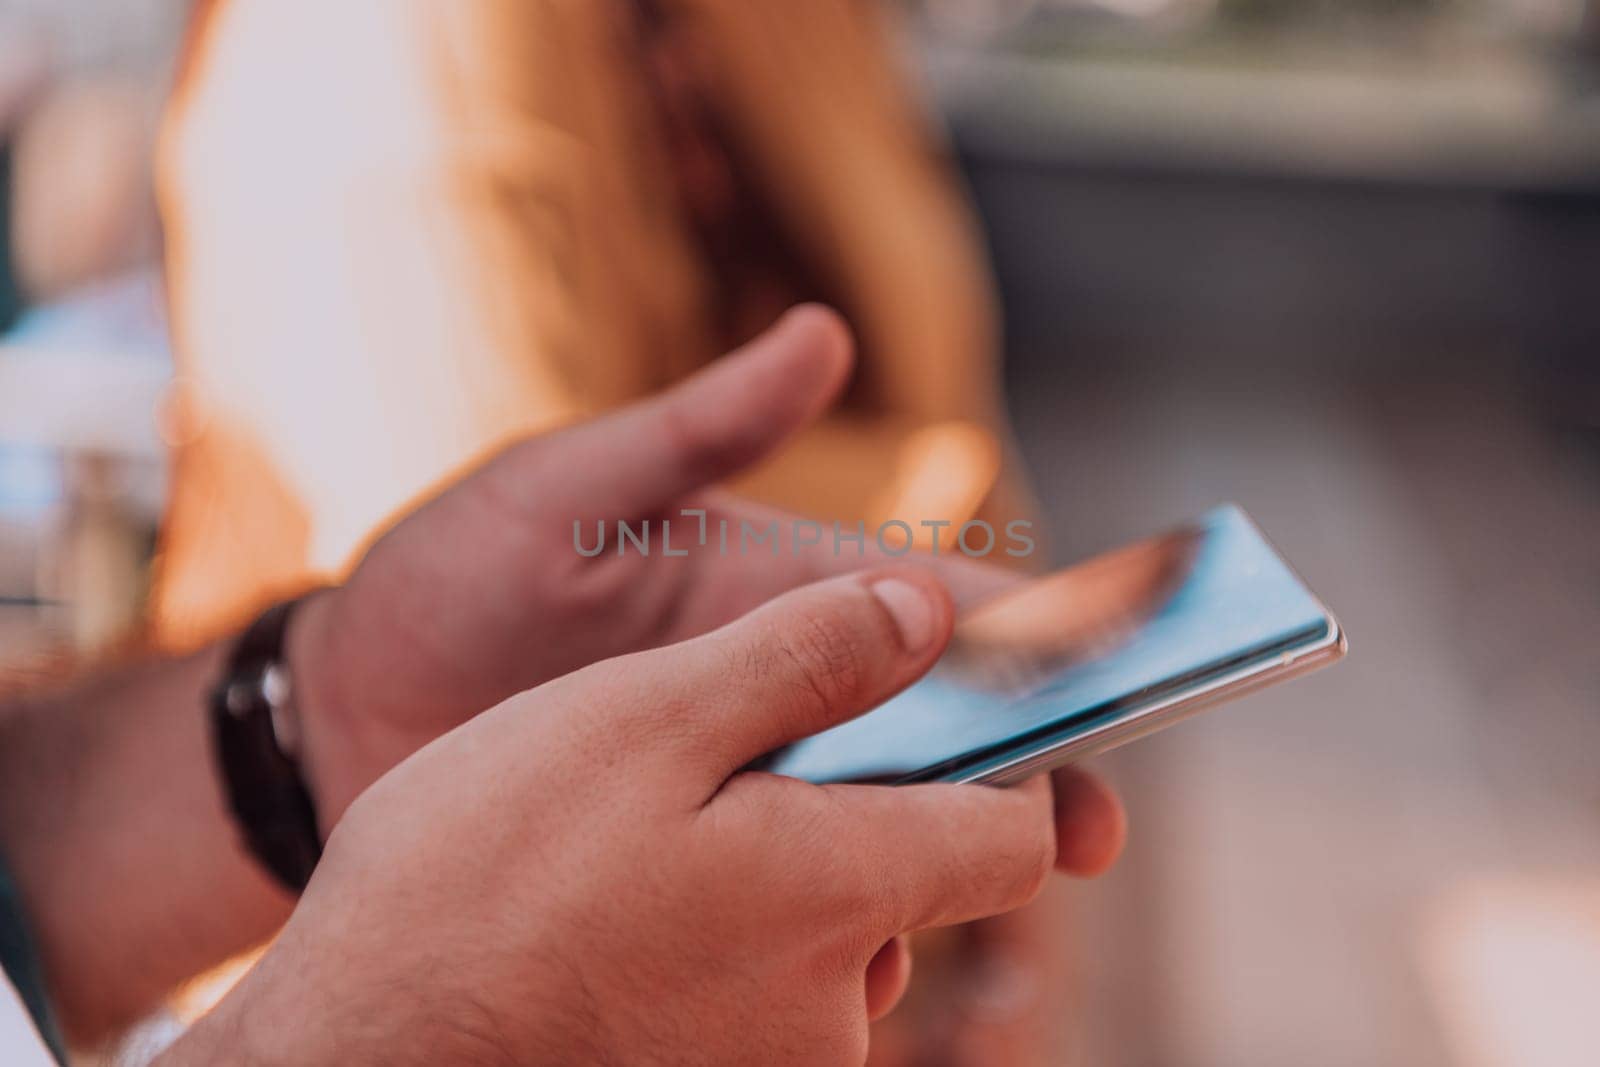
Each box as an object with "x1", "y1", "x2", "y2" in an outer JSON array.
[{"x1": 0, "y1": 644, "x2": 293, "y2": 1040}]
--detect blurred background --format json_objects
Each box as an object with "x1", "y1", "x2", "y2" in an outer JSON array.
[{"x1": 1, "y1": 0, "x2": 1596, "y2": 1065}]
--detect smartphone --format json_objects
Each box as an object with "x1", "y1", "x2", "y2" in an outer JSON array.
[{"x1": 761, "y1": 505, "x2": 1346, "y2": 785}]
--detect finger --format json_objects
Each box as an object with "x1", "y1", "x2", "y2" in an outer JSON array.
[
  {"x1": 489, "y1": 305, "x2": 852, "y2": 524},
  {"x1": 623, "y1": 566, "x2": 953, "y2": 782},
  {"x1": 864, "y1": 936, "x2": 913, "y2": 1022},
  {"x1": 827, "y1": 776, "x2": 1056, "y2": 938},
  {"x1": 1050, "y1": 766, "x2": 1126, "y2": 876}
]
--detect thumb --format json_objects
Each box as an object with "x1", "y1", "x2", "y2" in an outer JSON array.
[
  {"x1": 482, "y1": 304, "x2": 852, "y2": 525},
  {"x1": 617, "y1": 566, "x2": 953, "y2": 790}
]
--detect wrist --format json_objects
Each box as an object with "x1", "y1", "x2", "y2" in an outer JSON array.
[
  {"x1": 157, "y1": 945, "x2": 315, "y2": 1067},
  {"x1": 165, "y1": 929, "x2": 523, "y2": 1067}
]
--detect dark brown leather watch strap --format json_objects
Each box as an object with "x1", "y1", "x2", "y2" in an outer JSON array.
[{"x1": 209, "y1": 598, "x2": 323, "y2": 892}]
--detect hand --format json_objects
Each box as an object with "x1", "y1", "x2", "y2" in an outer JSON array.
[
  {"x1": 168, "y1": 568, "x2": 1113, "y2": 1066},
  {"x1": 290, "y1": 305, "x2": 1016, "y2": 826}
]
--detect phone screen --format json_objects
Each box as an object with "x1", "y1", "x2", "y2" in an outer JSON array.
[{"x1": 761, "y1": 506, "x2": 1335, "y2": 784}]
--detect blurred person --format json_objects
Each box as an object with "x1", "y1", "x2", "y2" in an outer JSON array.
[
  {"x1": 0, "y1": 311, "x2": 1125, "y2": 1064},
  {"x1": 153, "y1": 0, "x2": 1038, "y2": 644}
]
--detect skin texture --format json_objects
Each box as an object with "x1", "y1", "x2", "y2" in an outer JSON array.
[
  {"x1": 162, "y1": 569, "x2": 1068, "y2": 1066},
  {"x1": 0, "y1": 307, "x2": 1124, "y2": 1046}
]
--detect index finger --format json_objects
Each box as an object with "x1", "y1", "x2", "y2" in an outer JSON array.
[{"x1": 824, "y1": 776, "x2": 1058, "y2": 939}]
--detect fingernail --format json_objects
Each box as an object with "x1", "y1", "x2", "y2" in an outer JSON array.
[{"x1": 870, "y1": 578, "x2": 937, "y2": 653}]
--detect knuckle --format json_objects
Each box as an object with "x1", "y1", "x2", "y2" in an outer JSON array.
[
  {"x1": 776, "y1": 605, "x2": 868, "y2": 714},
  {"x1": 729, "y1": 773, "x2": 813, "y2": 832},
  {"x1": 825, "y1": 852, "x2": 898, "y2": 932},
  {"x1": 808, "y1": 808, "x2": 909, "y2": 938},
  {"x1": 718, "y1": 775, "x2": 833, "y2": 864},
  {"x1": 731, "y1": 782, "x2": 897, "y2": 940}
]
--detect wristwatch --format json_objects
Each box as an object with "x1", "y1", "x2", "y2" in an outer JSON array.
[{"x1": 209, "y1": 598, "x2": 324, "y2": 892}]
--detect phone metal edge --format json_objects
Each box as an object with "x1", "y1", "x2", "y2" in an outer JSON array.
[{"x1": 951, "y1": 612, "x2": 1347, "y2": 786}]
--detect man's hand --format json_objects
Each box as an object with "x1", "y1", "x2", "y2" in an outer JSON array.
[
  {"x1": 0, "y1": 307, "x2": 1114, "y2": 1043},
  {"x1": 291, "y1": 305, "x2": 1013, "y2": 827},
  {"x1": 167, "y1": 567, "x2": 1116, "y2": 1066}
]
